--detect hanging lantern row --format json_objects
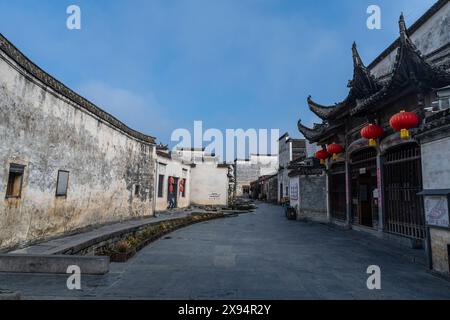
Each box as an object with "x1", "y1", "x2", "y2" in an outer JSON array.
[
  {"x1": 390, "y1": 110, "x2": 420, "y2": 139},
  {"x1": 327, "y1": 143, "x2": 344, "y2": 161},
  {"x1": 315, "y1": 142, "x2": 345, "y2": 164},
  {"x1": 314, "y1": 111, "x2": 420, "y2": 165},
  {"x1": 360, "y1": 123, "x2": 384, "y2": 147}
]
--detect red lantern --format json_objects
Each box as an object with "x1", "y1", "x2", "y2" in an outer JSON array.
[
  {"x1": 315, "y1": 149, "x2": 331, "y2": 165},
  {"x1": 327, "y1": 143, "x2": 344, "y2": 161},
  {"x1": 390, "y1": 110, "x2": 420, "y2": 139},
  {"x1": 361, "y1": 124, "x2": 384, "y2": 147}
]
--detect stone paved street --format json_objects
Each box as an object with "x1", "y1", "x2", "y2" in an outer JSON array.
[{"x1": 1, "y1": 203, "x2": 450, "y2": 299}]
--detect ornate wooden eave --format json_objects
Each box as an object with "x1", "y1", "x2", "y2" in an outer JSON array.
[
  {"x1": 297, "y1": 119, "x2": 342, "y2": 143},
  {"x1": 307, "y1": 42, "x2": 380, "y2": 121},
  {"x1": 351, "y1": 14, "x2": 450, "y2": 116},
  {"x1": 307, "y1": 96, "x2": 349, "y2": 121},
  {"x1": 350, "y1": 42, "x2": 382, "y2": 98}
]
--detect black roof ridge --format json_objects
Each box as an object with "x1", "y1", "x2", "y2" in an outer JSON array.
[
  {"x1": 0, "y1": 33, "x2": 156, "y2": 144},
  {"x1": 367, "y1": 0, "x2": 449, "y2": 71}
]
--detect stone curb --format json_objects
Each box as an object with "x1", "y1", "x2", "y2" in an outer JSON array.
[
  {"x1": 0, "y1": 254, "x2": 109, "y2": 275},
  {"x1": 0, "y1": 289, "x2": 21, "y2": 300}
]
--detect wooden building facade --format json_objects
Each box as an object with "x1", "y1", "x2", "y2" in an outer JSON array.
[{"x1": 298, "y1": 1, "x2": 450, "y2": 274}]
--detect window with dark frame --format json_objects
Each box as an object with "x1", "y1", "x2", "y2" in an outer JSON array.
[
  {"x1": 56, "y1": 170, "x2": 69, "y2": 197},
  {"x1": 157, "y1": 174, "x2": 164, "y2": 198},
  {"x1": 6, "y1": 164, "x2": 25, "y2": 198}
]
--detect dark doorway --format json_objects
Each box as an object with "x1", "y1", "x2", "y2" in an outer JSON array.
[
  {"x1": 167, "y1": 176, "x2": 179, "y2": 209},
  {"x1": 351, "y1": 148, "x2": 378, "y2": 228},
  {"x1": 280, "y1": 183, "x2": 283, "y2": 200},
  {"x1": 329, "y1": 163, "x2": 346, "y2": 221},
  {"x1": 383, "y1": 143, "x2": 424, "y2": 239}
]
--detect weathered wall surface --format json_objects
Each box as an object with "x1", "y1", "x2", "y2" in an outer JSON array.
[
  {"x1": 297, "y1": 175, "x2": 327, "y2": 222},
  {"x1": 155, "y1": 157, "x2": 190, "y2": 211},
  {"x1": 421, "y1": 136, "x2": 450, "y2": 275},
  {"x1": 0, "y1": 49, "x2": 155, "y2": 250},
  {"x1": 190, "y1": 164, "x2": 228, "y2": 206},
  {"x1": 430, "y1": 228, "x2": 450, "y2": 274}
]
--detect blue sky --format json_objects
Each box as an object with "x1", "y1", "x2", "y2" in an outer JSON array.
[{"x1": 0, "y1": 0, "x2": 437, "y2": 156}]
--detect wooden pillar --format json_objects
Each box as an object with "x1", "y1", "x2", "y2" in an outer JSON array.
[
  {"x1": 325, "y1": 163, "x2": 331, "y2": 223},
  {"x1": 376, "y1": 152, "x2": 384, "y2": 232},
  {"x1": 345, "y1": 160, "x2": 352, "y2": 227}
]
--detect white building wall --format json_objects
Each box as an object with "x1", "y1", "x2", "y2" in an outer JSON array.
[
  {"x1": 155, "y1": 156, "x2": 191, "y2": 212},
  {"x1": 190, "y1": 163, "x2": 229, "y2": 206}
]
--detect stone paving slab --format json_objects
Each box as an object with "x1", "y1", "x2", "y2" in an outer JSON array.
[
  {"x1": 1, "y1": 203, "x2": 449, "y2": 299},
  {"x1": 10, "y1": 210, "x2": 194, "y2": 255}
]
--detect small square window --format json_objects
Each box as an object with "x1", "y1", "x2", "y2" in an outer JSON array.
[
  {"x1": 6, "y1": 164, "x2": 25, "y2": 198},
  {"x1": 56, "y1": 170, "x2": 69, "y2": 197}
]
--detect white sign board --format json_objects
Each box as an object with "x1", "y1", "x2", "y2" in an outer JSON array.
[{"x1": 290, "y1": 183, "x2": 299, "y2": 201}]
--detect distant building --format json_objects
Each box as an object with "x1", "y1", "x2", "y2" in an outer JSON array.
[
  {"x1": 234, "y1": 154, "x2": 278, "y2": 197},
  {"x1": 250, "y1": 174, "x2": 278, "y2": 202},
  {"x1": 277, "y1": 133, "x2": 306, "y2": 203},
  {"x1": 156, "y1": 146, "x2": 232, "y2": 208}
]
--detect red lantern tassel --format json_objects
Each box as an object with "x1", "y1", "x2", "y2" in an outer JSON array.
[{"x1": 400, "y1": 129, "x2": 409, "y2": 139}]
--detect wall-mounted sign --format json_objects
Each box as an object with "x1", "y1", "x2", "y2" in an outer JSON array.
[
  {"x1": 424, "y1": 196, "x2": 449, "y2": 227},
  {"x1": 359, "y1": 168, "x2": 366, "y2": 174},
  {"x1": 209, "y1": 192, "x2": 220, "y2": 200},
  {"x1": 290, "y1": 183, "x2": 299, "y2": 201},
  {"x1": 418, "y1": 190, "x2": 450, "y2": 228}
]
